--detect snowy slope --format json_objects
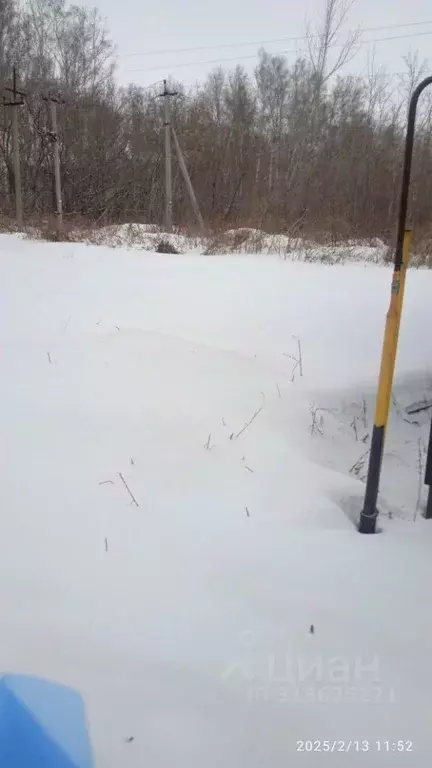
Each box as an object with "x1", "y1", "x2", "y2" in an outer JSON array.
[{"x1": 1, "y1": 233, "x2": 432, "y2": 766}]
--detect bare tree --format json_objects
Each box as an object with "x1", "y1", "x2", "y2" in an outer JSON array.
[
  {"x1": 1, "y1": 0, "x2": 432, "y2": 252},
  {"x1": 365, "y1": 48, "x2": 392, "y2": 124},
  {"x1": 398, "y1": 52, "x2": 429, "y2": 105},
  {"x1": 306, "y1": 0, "x2": 361, "y2": 95}
]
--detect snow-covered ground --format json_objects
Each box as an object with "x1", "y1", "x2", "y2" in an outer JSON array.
[{"x1": 1, "y1": 233, "x2": 432, "y2": 766}]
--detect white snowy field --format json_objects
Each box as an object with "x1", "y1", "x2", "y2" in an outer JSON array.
[{"x1": 1, "y1": 233, "x2": 432, "y2": 766}]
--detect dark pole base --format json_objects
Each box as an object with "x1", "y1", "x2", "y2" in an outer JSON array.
[
  {"x1": 358, "y1": 512, "x2": 378, "y2": 534},
  {"x1": 424, "y1": 486, "x2": 432, "y2": 519},
  {"x1": 358, "y1": 426, "x2": 384, "y2": 534}
]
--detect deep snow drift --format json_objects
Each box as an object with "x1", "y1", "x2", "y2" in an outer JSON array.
[{"x1": 1, "y1": 233, "x2": 432, "y2": 766}]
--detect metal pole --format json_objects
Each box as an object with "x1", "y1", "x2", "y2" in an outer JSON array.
[
  {"x1": 163, "y1": 80, "x2": 173, "y2": 233},
  {"x1": 424, "y1": 417, "x2": 432, "y2": 519},
  {"x1": 359, "y1": 75, "x2": 432, "y2": 534},
  {"x1": 426, "y1": 487, "x2": 432, "y2": 520},
  {"x1": 171, "y1": 125, "x2": 205, "y2": 236},
  {"x1": 50, "y1": 100, "x2": 63, "y2": 234},
  {"x1": 394, "y1": 77, "x2": 432, "y2": 270}
]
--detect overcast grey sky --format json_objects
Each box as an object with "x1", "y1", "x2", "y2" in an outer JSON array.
[{"x1": 84, "y1": 0, "x2": 432, "y2": 88}]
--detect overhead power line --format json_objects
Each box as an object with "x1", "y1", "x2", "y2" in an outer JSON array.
[
  {"x1": 127, "y1": 29, "x2": 432, "y2": 74},
  {"x1": 130, "y1": 51, "x2": 289, "y2": 73},
  {"x1": 119, "y1": 18, "x2": 432, "y2": 59}
]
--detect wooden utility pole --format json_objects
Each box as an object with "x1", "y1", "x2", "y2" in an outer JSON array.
[
  {"x1": 157, "y1": 80, "x2": 205, "y2": 235},
  {"x1": 4, "y1": 67, "x2": 25, "y2": 229},
  {"x1": 158, "y1": 80, "x2": 178, "y2": 233},
  {"x1": 164, "y1": 82, "x2": 173, "y2": 233},
  {"x1": 43, "y1": 94, "x2": 65, "y2": 235},
  {"x1": 172, "y1": 125, "x2": 205, "y2": 236}
]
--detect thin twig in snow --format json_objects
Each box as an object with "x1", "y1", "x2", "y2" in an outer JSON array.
[
  {"x1": 47, "y1": 351, "x2": 52, "y2": 364},
  {"x1": 234, "y1": 393, "x2": 265, "y2": 439},
  {"x1": 283, "y1": 336, "x2": 303, "y2": 382},
  {"x1": 349, "y1": 450, "x2": 370, "y2": 476},
  {"x1": 118, "y1": 472, "x2": 139, "y2": 507},
  {"x1": 245, "y1": 506, "x2": 250, "y2": 517},
  {"x1": 392, "y1": 393, "x2": 403, "y2": 418},
  {"x1": 105, "y1": 537, "x2": 108, "y2": 552},
  {"x1": 63, "y1": 316, "x2": 72, "y2": 333},
  {"x1": 414, "y1": 438, "x2": 425, "y2": 522},
  {"x1": 405, "y1": 398, "x2": 432, "y2": 416},
  {"x1": 404, "y1": 417, "x2": 420, "y2": 427},
  {"x1": 295, "y1": 336, "x2": 303, "y2": 378},
  {"x1": 309, "y1": 404, "x2": 339, "y2": 436},
  {"x1": 283, "y1": 353, "x2": 300, "y2": 382},
  {"x1": 245, "y1": 465, "x2": 254, "y2": 473},
  {"x1": 362, "y1": 399, "x2": 368, "y2": 428},
  {"x1": 99, "y1": 480, "x2": 114, "y2": 485},
  {"x1": 350, "y1": 416, "x2": 358, "y2": 441},
  {"x1": 277, "y1": 384, "x2": 281, "y2": 398},
  {"x1": 309, "y1": 404, "x2": 324, "y2": 436}
]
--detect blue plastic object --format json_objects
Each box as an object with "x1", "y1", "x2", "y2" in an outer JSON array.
[{"x1": 0, "y1": 674, "x2": 94, "y2": 767}]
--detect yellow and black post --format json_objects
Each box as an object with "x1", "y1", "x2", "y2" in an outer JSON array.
[
  {"x1": 359, "y1": 75, "x2": 432, "y2": 534},
  {"x1": 424, "y1": 421, "x2": 432, "y2": 519}
]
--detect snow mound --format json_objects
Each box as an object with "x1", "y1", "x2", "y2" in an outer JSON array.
[
  {"x1": 62, "y1": 223, "x2": 392, "y2": 264},
  {"x1": 1, "y1": 233, "x2": 432, "y2": 766},
  {"x1": 74, "y1": 222, "x2": 203, "y2": 253},
  {"x1": 205, "y1": 227, "x2": 390, "y2": 263}
]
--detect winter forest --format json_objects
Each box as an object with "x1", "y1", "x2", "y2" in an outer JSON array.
[{"x1": 1, "y1": 0, "x2": 432, "y2": 245}]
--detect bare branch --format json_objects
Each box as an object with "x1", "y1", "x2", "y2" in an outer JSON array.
[
  {"x1": 306, "y1": 0, "x2": 360, "y2": 90},
  {"x1": 118, "y1": 472, "x2": 139, "y2": 507},
  {"x1": 234, "y1": 393, "x2": 265, "y2": 439}
]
